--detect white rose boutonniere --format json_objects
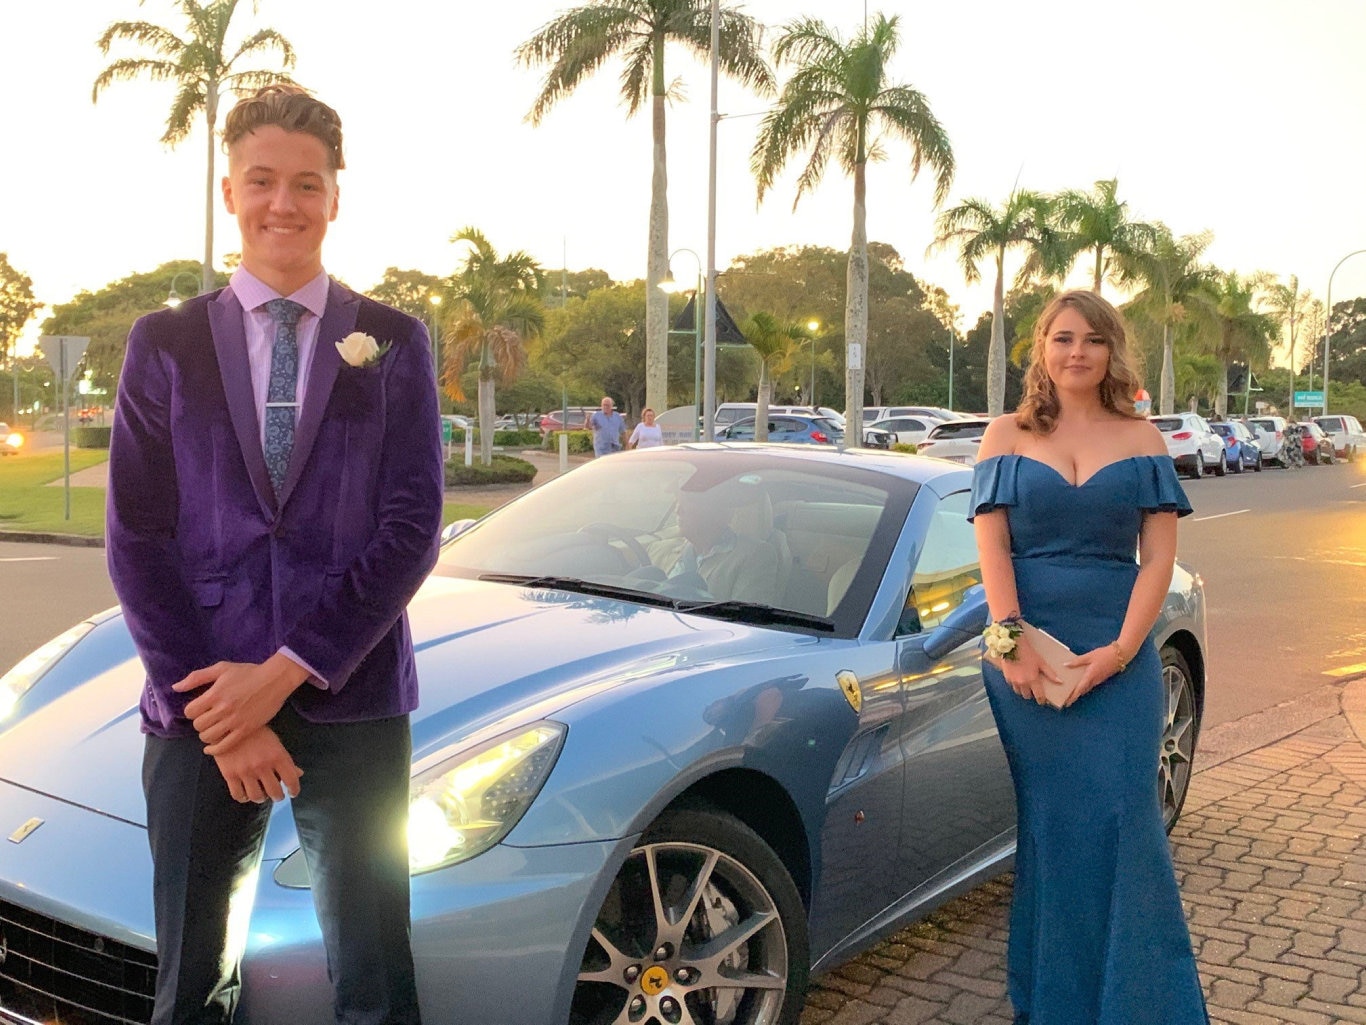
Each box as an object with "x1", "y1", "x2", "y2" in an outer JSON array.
[
  {"x1": 983, "y1": 619, "x2": 1023, "y2": 661},
  {"x1": 335, "y1": 331, "x2": 392, "y2": 369}
]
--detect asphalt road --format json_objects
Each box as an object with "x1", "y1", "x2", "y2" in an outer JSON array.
[{"x1": 3, "y1": 457, "x2": 1364, "y2": 734}]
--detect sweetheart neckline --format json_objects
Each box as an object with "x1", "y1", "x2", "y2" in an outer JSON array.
[{"x1": 990, "y1": 453, "x2": 1157, "y2": 489}]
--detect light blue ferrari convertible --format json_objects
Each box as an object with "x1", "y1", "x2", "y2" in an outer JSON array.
[{"x1": 0, "y1": 444, "x2": 1206, "y2": 1025}]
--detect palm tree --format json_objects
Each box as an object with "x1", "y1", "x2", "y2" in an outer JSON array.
[
  {"x1": 1052, "y1": 178, "x2": 1158, "y2": 295},
  {"x1": 740, "y1": 311, "x2": 808, "y2": 441},
  {"x1": 1120, "y1": 226, "x2": 1217, "y2": 414},
  {"x1": 752, "y1": 13, "x2": 953, "y2": 441},
  {"x1": 94, "y1": 0, "x2": 296, "y2": 295},
  {"x1": 443, "y1": 229, "x2": 545, "y2": 466},
  {"x1": 1191, "y1": 272, "x2": 1277, "y2": 417},
  {"x1": 516, "y1": 1, "x2": 772, "y2": 416},
  {"x1": 1254, "y1": 273, "x2": 1315, "y2": 416},
  {"x1": 930, "y1": 189, "x2": 1054, "y2": 415}
]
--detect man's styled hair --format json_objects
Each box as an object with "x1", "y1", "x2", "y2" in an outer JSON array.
[{"x1": 223, "y1": 84, "x2": 345, "y2": 171}]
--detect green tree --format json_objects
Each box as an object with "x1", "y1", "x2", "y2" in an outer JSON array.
[
  {"x1": 1174, "y1": 352, "x2": 1223, "y2": 414},
  {"x1": 752, "y1": 12, "x2": 953, "y2": 440},
  {"x1": 1120, "y1": 226, "x2": 1217, "y2": 414},
  {"x1": 0, "y1": 254, "x2": 42, "y2": 421},
  {"x1": 441, "y1": 229, "x2": 545, "y2": 465},
  {"x1": 366, "y1": 267, "x2": 446, "y2": 320},
  {"x1": 41, "y1": 260, "x2": 229, "y2": 398},
  {"x1": 1193, "y1": 272, "x2": 1277, "y2": 417},
  {"x1": 94, "y1": 0, "x2": 296, "y2": 292},
  {"x1": 1253, "y1": 273, "x2": 1316, "y2": 416},
  {"x1": 930, "y1": 189, "x2": 1054, "y2": 415},
  {"x1": 538, "y1": 268, "x2": 615, "y2": 306},
  {"x1": 1052, "y1": 178, "x2": 1157, "y2": 295},
  {"x1": 740, "y1": 311, "x2": 809, "y2": 440},
  {"x1": 516, "y1": 0, "x2": 773, "y2": 415}
]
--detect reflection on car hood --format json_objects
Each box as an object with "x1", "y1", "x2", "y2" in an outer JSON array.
[{"x1": 0, "y1": 577, "x2": 798, "y2": 827}]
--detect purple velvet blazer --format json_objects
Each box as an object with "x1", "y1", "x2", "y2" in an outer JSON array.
[{"x1": 106, "y1": 280, "x2": 444, "y2": 737}]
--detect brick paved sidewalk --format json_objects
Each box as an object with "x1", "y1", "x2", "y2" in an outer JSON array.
[{"x1": 800, "y1": 678, "x2": 1366, "y2": 1025}]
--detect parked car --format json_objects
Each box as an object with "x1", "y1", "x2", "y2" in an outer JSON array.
[
  {"x1": 0, "y1": 423, "x2": 22, "y2": 456},
  {"x1": 863, "y1": 405, "x2": 952, "y2": 425},
  {"x1": 1208, "y1": 420, "x2": 1262, "y2": 473},
  {"x1": 1296, "y1": 421, "x2": 1336, "y2": 464},
  {"x1": 1245, "y1": 416, "x2": 1294, "y2": 467},
  {"x1": 539, "y1": 406, "x2": 600, "y2": 435},
  {"x1": 1311, "y1": 413, "x2": 1366, "y2": 461},
  {"x1": 714, "y1": 403, "x2": 816, "y2": 427},
  {"x1": 915, "y1": 417, "x2": 992, "y2": 464},
  {"x1": 718, "y1": 413, "x2": 844, "y2": 445},
  {"x1": 869, "y1": 415, "x2": 940, "y2": 449},
  {"x1": 0, "y1": 445, "x2": 1207, "y2": 1025},
  {"x1": 862, "y1": 425, "x2": 894, "y2": 449},
  {"x1": 1150, "y1": 413, "x2": 1226, "y2": 478}
]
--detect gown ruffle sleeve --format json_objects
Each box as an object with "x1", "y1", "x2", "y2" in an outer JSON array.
[
  {"x1": 1135, "y1": 455, "x2": 1194, "y2": 518},
  {"x1": 967, "y1": 454, "x2": 1020, "y2": 522}
]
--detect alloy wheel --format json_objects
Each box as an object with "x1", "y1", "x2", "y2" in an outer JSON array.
[{"x1": 1160, "y1": 648, "x2": 1199, "y2": 832}]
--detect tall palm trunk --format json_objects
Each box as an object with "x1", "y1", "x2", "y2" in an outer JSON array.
[
  {"x1": 645, "y1": 40, "x2": 669, "y2": 415},
  {"x1": 1092, "y1": 245, "x2": 1103, "y2": 293},
  {"x1": 844, "y1": 160, "x2": 868, "y2": 444},
  {"x1": 755, "y1": 361, "x2": 771, "y2": 441},
  {"x1": 987, "y1": 248, "x2": 1006, "y2": 416},
  {"x1": 1159, "y1": 327, "x2": 1175, "y2": 415},
  {"x1": 203, "y1": 80, "x2": 218, "y2": 294},
  {"x1": 477, "y1": 342, "x2": 496, "y2": 465}
]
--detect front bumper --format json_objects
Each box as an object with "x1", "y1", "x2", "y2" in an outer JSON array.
[{"x1": 0, "y1": 778, "x2": 624, "y2": 1025}]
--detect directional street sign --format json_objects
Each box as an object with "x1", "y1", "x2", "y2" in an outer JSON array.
[
  {"x1": 1293, "y1": 390, "x2": 1325, "y2": 408},
  {"x1": 38, "y1": 336, "x2": 89, "y2": 384}
]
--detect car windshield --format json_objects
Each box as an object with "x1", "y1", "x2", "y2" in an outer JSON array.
[
  {"x1": 434, "y1": 450, "x2": 916, "y2": 630},
  {"x1": 1316, "y1": 418, "x2": 1343, "y2": 431},
  {"x1": 1151, "y1": 417, "x2": 1185, "y2": 433},
  {"x1": 1210, "y1": 424, "x2": 1234, "y2": 437},
  {"x1": 928, "y1": 421, "x2": 987, "y2": 440}
]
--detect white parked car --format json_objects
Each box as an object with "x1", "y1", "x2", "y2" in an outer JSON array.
[
  {"x1": 1244, "y1": 416, "x2": 1289, "y2": 465},
  {"x1": 1312, "y1": 413, "x2": 1366, "y2": 461},
  {"x1": 1150, "y1": 413, "x2": 1226, "y2": 478},
  {"x1": 915, "y1": 417, "x2": 992, "y2": 464},
  {"x1": 869, "y1": 415, "x2": 940, "y2": 448}
]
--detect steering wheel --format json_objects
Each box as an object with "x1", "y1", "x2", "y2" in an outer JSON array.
[{"x1": 577, "y1": 522, "x2": 651, "y2": 568}]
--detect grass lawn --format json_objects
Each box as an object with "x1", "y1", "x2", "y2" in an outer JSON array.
[
  {"x1": 0, "y1": 452, "x2": 488, "y2": 541},
  {"x1": 0, "y1": 451, "x2": 109, "y2": 537}
]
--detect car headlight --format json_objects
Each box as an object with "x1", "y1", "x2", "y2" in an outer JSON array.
[
  {"x1": 0, "y1": 621, "x2": 97, "y2": 718},
  {"x1": 273, "y1": 721, "x2": 566, "y2": 888},
  {"x1": 2, "y1": 431, "x2": 21, "y2": 450}
]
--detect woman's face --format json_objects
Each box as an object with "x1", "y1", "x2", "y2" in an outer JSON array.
[
  {"x1": 1043, "y1": 306, "x2": 1111, "y2": 396},
  {"x1": 643, "y1": 410, "x2": 656, "y2": 425}
]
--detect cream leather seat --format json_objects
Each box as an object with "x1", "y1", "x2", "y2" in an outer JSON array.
[{"x1": 730, "y1": 494, "x2": 793, "y2": 600}]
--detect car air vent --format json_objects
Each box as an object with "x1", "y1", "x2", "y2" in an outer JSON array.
[
  {"x1": 0, "y1": 897, "x2": 156, "y2": 1025},
  {"x1": 829, "y1": 724, "x2": 890, "y2": 792}
]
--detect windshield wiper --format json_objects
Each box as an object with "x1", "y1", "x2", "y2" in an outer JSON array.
[
  {"x1": 477, "y1": 573, "x2": 679, "y2": 607},
  {"x1": 672, "y1": 599, "x2": 836, "y2": 632}
]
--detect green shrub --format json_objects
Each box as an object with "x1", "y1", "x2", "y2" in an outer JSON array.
[
  {"x1": 447, "y1": 429, "x2": 543, "y2": 448},
  {"x1": 445, "y1": 454, "x2": 537, "y2": 486},
  {"x1": 74, "y1": 426, "x2": 113, "y2": 449},
  {"x1": 891, "y1": 443, "x2": 919, "y2": 454},
  {"x1": 542, "y1": 430, "x2": 594, "y2": 454}
]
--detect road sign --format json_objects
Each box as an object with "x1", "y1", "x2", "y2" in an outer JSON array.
[
  {"x1": 1293, "y1": 390, "x2": 1325, "y2": 408},
  {"x1": 38, "y1": 336, "x2": 89, "y2": 383}
]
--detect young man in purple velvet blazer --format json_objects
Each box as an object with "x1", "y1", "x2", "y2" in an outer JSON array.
[{"x1": 106, "y1": 85, "x2": 444, "y2": 1025}]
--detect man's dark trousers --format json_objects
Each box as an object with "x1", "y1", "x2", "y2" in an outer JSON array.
[{"x1": 143, "y1": 706, "x2": 419, "y2": 1025}]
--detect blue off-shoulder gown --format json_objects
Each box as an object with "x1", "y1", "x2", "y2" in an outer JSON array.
[{"x1": 969, "y1": 454, "x2": 1209, "y2": 1025}]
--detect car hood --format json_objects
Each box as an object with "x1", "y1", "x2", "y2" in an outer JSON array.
[{"x1": 0, "y1": 577, "x2": 798, "y2": 827}]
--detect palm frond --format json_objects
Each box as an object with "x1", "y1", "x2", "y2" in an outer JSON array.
[
  {"x1": 516, "y1": 5, "x2": 644, "y2": 123},
  {"x1": 92, "y1": 57, "x2": 182, "y2": 102},
  {"x1": 95, "y1": 20, "x2": 186, "y2": 57},
  {"x1": 225, "y1": 28, "x2": 296, "y2": 70},
  {"x1": 871, "y1": 85, "x2": 954, "y2": 205}
]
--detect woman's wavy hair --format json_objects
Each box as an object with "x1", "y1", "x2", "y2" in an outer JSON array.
[{"x1": 1015, "y1": 290, "x2": 1145, "y2": 434}]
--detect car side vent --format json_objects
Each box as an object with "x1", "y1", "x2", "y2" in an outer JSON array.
[{"x1": 829, "y1": 724, "x2": 890, "y2": 793}]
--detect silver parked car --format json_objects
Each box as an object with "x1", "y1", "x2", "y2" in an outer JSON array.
[{"x1": 1150, "y1": 413, "x2": 1226, "y2": 478}]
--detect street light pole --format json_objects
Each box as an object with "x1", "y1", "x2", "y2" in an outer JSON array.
[
  {"x1": 703, "y1": 0, "x2": 720, "y2": 442},
  {"x1": 1323, "y1": 249, "x2": 1366, "y2": 417},
  {"x1": 947, "y1": 323, "x2": 955, "y2": 411},
  {"x1": 163, "y1": 271, "x2": 203, "y2": 308}
]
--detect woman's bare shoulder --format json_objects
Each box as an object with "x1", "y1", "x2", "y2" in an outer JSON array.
[
  {"x1": 1123, "y1": 417, "x2": 1168, "y2": 457},
  {"x1": 978, "y1": 415, "x2": 1022, "y2": 460}
]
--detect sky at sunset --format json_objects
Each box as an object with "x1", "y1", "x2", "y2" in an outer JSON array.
[{"x1": 4, "y1": 0, "x2": 1366, "y2": 360}]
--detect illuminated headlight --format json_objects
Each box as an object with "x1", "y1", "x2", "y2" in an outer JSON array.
[
  {"x1": 0, "y1": 621, "x2": 97, "y2": 718},
  {"x1": 407, "y1": 723, "x2": 565, "y2": 874},
  {"x1": 2, "y1": 431, "x2": 21, "y2": 450}
]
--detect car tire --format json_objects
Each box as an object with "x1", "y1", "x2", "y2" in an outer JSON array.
[
  {"x1": 1254, "y1": 453, "x2": 1262, "y2": 472},
  {"x1": 1190, "y1": 455, "x2": 1204, "y2": 480},
  {"x1": 572, "y1": 804, "x2": 810, "y2": 1025},
  {"x1": 1230, "y1": 451, "x2": 1243, "y2": 474},
  {"x1": 1160, "y1": 646, "x2": 1200, "y2": 833},
  {"x1": 1214, "y1": 451, "x2": 1227, "y2": 477},
  {"x1": 1324, "y1": 448, "x2": 1335, "y2": 465}
]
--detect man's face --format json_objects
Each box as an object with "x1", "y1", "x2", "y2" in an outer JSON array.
[
  {"x1": 601, "y1": 399, "x2": 613, "y2": 415},
  {"x1": 223, "y1": 125, "x2": 339, "y2": 291}
]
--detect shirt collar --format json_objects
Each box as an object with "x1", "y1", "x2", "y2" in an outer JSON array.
[{"x1": 230, "y1": 266, "x2": 330, "y2": 319}]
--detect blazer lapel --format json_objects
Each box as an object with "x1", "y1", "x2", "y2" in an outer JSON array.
[
  {"x1": 209, "y1": 291, "x2": 276, "y2": 517},
  {"x1": 278, "y1": 279, "x2": 359, "y2": 507}
]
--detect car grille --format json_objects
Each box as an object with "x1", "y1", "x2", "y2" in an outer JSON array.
[{"x1": 0, "y1": 899, "x2": 155, "y2": 1025}]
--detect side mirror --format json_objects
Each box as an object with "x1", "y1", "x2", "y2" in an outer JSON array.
[{"x1": 921, "y1": 584, "x2": 989, "y2": 661}]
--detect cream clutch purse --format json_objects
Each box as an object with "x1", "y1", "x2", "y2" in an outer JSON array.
[{"x1": 1018, "y1": 622, "x2": 1087, "y2": 709}]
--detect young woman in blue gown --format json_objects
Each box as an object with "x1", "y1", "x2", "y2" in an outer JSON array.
[{"x1": 969, "y1": 291, "x2": 1209, "y2": 1025}]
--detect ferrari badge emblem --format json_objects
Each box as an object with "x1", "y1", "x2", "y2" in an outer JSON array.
[
  {"x1": 8, "y1": 818, "x2": 43, "y2": 844},
  {"x1": 836, "y1": 671, "x2": 863, "y2": 713}
]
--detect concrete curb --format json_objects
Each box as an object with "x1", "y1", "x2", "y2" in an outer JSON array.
[
  {"x1": 0, "y1": 530, "x2": 104, "y2": 548},
  {"x1": 1341, "y1": 674, "x2": 1366, "y2": 747}
]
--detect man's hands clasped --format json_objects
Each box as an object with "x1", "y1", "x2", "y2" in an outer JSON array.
[{"x1": 173, "y1": 652, "x2": 310, "y2": 803}]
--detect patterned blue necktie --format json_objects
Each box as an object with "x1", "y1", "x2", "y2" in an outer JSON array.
[{"x1": 263, "y1": 298, "x2": 305, "y2": 496}]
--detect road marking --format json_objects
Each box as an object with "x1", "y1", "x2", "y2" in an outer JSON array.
[
  {"x1": 0, "y1": 557, "x2": 57, "y2": 563},
  {"x1": 1325, "y1": 663, "x2": 1366, "y2": 678},
  {"x1": 1189, "y1": 509, "x2": 1250, "y2": 523},
  {"x1": 1351, "y1": 482, "x2": 1366, "y2": 489}
]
